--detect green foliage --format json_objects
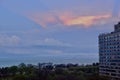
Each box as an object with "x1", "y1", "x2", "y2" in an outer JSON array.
[{"x1": 0, "y1": 63, "x2": 110, "y2": 80}]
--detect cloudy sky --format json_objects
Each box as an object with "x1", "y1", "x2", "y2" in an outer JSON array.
[{"x1": 0, "y1": 0, "x2": 120, "y2": 59}]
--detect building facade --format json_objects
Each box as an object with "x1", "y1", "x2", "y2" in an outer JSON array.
[{"x1": 99, "y1": 22, "x2": 120, "y2": 80}]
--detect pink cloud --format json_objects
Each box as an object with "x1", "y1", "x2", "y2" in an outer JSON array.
[
  {"x1": 26, "y1": 12, "x2": 113, "y2": 28},
  {"x1": 59, "y1": 14, "x2": 111, "y2": 27}
]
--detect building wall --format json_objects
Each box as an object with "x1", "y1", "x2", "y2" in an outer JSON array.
[{"x1": 99, "y1": 22, "x2": 120, "y2": 80}]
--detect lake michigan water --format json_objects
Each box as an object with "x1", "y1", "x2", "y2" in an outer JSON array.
[{"x1": 0, "y1": 54, "x2": 98, "y2": 67}]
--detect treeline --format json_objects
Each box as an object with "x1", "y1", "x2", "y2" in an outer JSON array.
[{"x1": 0, "y1": 63, "x2": 110, "y2": 80}]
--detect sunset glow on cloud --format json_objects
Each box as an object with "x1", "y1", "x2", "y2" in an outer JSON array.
[
  {"x1": 27, "y1": 12, "x2": 112, "y2": 28},
  {"x1": 59, "y1": 14, "x2": 111, "y2": 27}
]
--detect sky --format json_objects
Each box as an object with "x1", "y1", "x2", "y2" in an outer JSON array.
[{"x1": 0, "y1": 0, "x2": 120, "y2": 62}]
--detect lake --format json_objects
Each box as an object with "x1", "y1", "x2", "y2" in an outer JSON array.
[{"x1": 0, "y1": 54, "x2": 98, "y2": 67}]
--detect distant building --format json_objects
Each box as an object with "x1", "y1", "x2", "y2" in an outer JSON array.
[
  {"x1": 99, "y1": 22, "x2": 120, "y2": 80},
  {"x1": 38, "y1": 62, "x2": 53, "y2": 69}
]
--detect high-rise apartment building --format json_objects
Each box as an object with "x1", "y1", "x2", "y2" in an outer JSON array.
[{"x1": 99, "y1": 22, "x2": 120, "y2": 80}]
